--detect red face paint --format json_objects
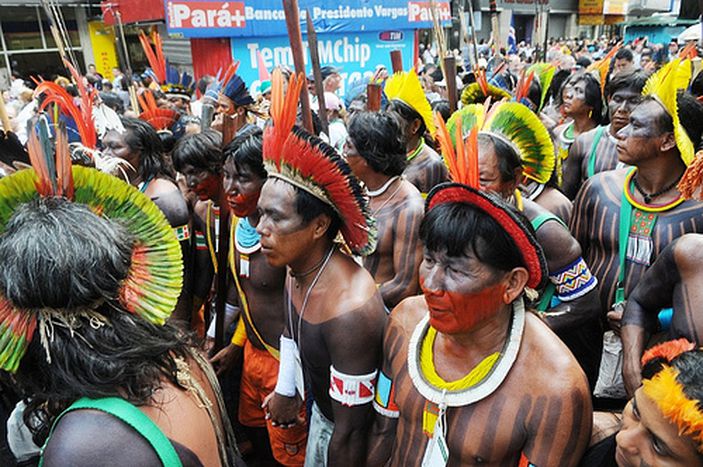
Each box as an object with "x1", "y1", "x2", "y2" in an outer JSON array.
[
  {"x1": 227, "y1": 190, "x2": 260, "y2": 217},
  {"x1": 421, "y1": 280, "x2": 506, "y2": 334}
]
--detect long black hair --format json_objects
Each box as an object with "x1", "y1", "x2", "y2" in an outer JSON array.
[
  {"x1": 121, "y1": 117, "x2": 175, "y2": 181},
  {"x1": 348, "y1": 112, "x2": 407, "y2": 176}
]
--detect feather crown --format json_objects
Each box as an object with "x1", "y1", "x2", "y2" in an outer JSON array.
[
  {"x1": 138, "y1": 30, "x2": 167, "y2": 85},
  {"x1": 526, "y1": 63, "x2": 556, "y2": 111},
  {"x1": 0, "y1": 120, "x2": 182, "y2": 373},
  {"x1": 138, "y1": 90, "x2": 178, "y2": 132},
  {"x1": 430, "y1": 109, "x2": 547, "y2": 289},
  {"x1": 461, "y1": 68, "x2": 512, "y2": 106},
  {"x1": 162, "y1": 64, "x2": 195, "y2": 100},
  {"x1": 642, "y1": 56, "x2": 694, "y2": 165},
  {"x1": 384, "y1": 69, "x2": 436, "y2": 137},
  {"x1": 263, "y1": 69, "x2": 377, "y2": 256}
]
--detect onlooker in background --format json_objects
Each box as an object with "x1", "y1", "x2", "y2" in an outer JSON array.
[
  {"x1": 323, "y1": 91, "x2": 347, "y2": 154},
  {"x1": 613, "y1": 48, "x2": 636, "y2": 76}
]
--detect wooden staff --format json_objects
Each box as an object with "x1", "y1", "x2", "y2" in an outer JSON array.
[
  {"x1": 367, "y1": 83, "x2": 382, "y2": 111},
  {"x1": 443, "y1": 55, "x2": 457, "y2": 113},
  {"x1": 465, "y1": 0, "x2": 480, "y2": 67},
  {"x1": 390, "y1": 50, "x2": 404, "y2": 73},
  {"x1": 306, "y1": 10, "x2": 328, "y2": 136},
  {"x1": 283, "y1": 0, "x2": 313, "y2": 133}
]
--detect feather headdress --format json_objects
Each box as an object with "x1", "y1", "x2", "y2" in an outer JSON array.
[
  {"x1": 162, "y1": 64, "x2": 195, "y2": 100},
  {"x1": 588, "y1": 44, "x2": 620, "y2": 95},
  {"x1": 461, "y1": 68, "x2": 511, "y2": 106},
  {"x1": 643, "y1": 56, "x2": 694, "y2": 166},
  {"x1": 138, "y1": 30, "x2": 167, "y2": 85},
  {"x1": 431, "y1": 109, "x2": 547, "y2": 289},
  {"x1": 0, "y1": 120, "x2": 182, "y2": 372},
  {"x1": 514, "y1": 70, "x2": 536, "y2": 111},
  {"x1": 138, "y1": 90, "x2": 178, "y2": 132},
  {"x1": 263, "y1": 69, "x2": 376, "y2": 256},
  {"x1": 384, "y1": 69, "x2": 436, "y2": 137},
  {"x1": 445, "y1": 102, "x2": 555, "y2": 184},
  {"x1": 526, "y1": 63, "x2": 556, "y2": 112}
]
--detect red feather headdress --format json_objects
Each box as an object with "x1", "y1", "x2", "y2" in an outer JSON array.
[
  {"x1": 138, "y1": 30, "x2": 167, "y2": 85},
  {"x1": 262, "y1": 69, "x2": 377, "y2": 256},
  {"x1": 138, "y1": 91, "x2": 178, "y2": 131}
]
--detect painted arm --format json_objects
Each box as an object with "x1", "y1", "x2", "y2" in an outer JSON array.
[
  {"x1": 378, "y1": 202, "x2": 424, "y2": 309},
  {"x1": 561, "y1": 134, "x2": 587, "y2": 201},
  {"x1": 621, "y1": 239, "x2": 680, "y2": 397},
  {"x1": 325, "y1": 295, "x2": 386, "y2": 466}
]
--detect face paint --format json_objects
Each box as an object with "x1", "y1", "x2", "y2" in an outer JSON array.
[
  {"x1": 228, "y1": 190, "x2": 260, "y2": 217},
  {"x1": 421, "y1": 279, "x2": 507, "y2": 334}
]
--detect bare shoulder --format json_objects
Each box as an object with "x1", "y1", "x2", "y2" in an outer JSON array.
[
  {"x1": 399, "y1": 180, "x2": 425, "y2": 211},
  {"x1": 517, "y1": 313, "x2": 590, "y2": 393},
  {"x1": 42, "y1": 409, "x2": 160, "y2": 466},
  {"x1": 327, "y1": 252, "x2": 385, "y2": 316},
  {"x1": 577, "y1": 167, "x2": 628, "y2": 201},
  {"x1": 673, "y1": 234, "x2": 703, "y2": 271},
  {"x1": 389, "y1": 296, "x2": 426, "y2": 334}
]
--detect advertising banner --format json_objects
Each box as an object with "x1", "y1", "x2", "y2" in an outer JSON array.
[
  {"x1": 165, "y1": 0, "x2": 450, "y2": 38},
  {"x1": 231, "y1": 29, "x2": 415, "y2": 96}
]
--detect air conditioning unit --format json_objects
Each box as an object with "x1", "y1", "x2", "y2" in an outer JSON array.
[{"x1": 627, "y1": 0, "x2": 672, "y2": 16}]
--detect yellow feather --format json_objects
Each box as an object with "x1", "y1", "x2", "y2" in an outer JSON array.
[{"x1": 385, "y1": 70, "x2": 436, "y2": 136}]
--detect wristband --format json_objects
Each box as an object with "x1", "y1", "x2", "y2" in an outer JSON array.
[{"x1": 274, "y1": 336, "x2": 298, "y2": 397}]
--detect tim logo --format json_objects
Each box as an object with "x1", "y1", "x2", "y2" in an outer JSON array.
[{"x1": 379, "y1": 31, "x2": 404, "y2": 42}]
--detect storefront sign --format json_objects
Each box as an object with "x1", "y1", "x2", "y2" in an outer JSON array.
[
  {"x1": 231, "y1": 29, "x2": 415, "y2": 96},
  {"x1": 165, "y1": 0, "x2": 450, "y2": 38}
]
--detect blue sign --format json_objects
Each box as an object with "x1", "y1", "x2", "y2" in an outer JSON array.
[
  {"x1": 165, "y1": 0, "x2": 450, "y2": 38},
  {"x1": 231, "y1": 29, "x2": 415, "y2": 97}
]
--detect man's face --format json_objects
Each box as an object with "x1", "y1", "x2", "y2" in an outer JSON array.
[
  {"x1": 615, "y1": 389, "x2": 703, "y2": 467},
  {"x1": 217, "y1": 95, "x2": 236, "y2": 115},
  {"x1": 342, "y1": 137, "x2": 367, "y2": 180},
  {"x1": 323, "y1": 73, "x2": 342, "y2": 93},
  {"x1": 256, "y1": 179, "x2": 319, "y2": 268},
  {"x1": 223, "y1": 158, "x2": 264, "y2": 218},
  {"x1": 614, "y1": 58, "x2": 633, "y2": 74},
  {"x1": 640, "y1": 55, "x2": 653, "y2": 69},
  {"x1": 419, "y1": 247, "x2": 507, "y2": 334},
  {"x1": 608, "y1": 89, "x2": 642, "y2": 133},
  {"x1": 616, "y1": 99, "x2": 670, "y2": 165},
  {"x1": 478, "y1": 140, "x2": 517, "y2": 200},
  {"x1": 180, "y1": 163, "x2": 220, "y2": 201}
]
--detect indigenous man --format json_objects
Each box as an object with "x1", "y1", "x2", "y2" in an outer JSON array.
[
  {"x1": 621, "y1": 233, "x2": 703, "y2": 396},
  {"x1": 214, "y1": 70, "x2": 258, "y2": 137},
  {"x1": 447, "y1": 101, "x2": 602, "y2": 387},
  {"x1": 210, "y1": 131, "x2": 307, "y2": 465},
  {"x1": 385, "y1": 70, "x2": 448, "y2": 196},
  {"x1": 0, "y1": 122, "x2": 238, "y2": 466},
  {"x1": 344, "y1": 112, "x2": 424, "y2": 309},
  {"x1": 570, "y1": 58, "x2": 703, "y2": 352},
  {"x1": 259, "y1": 72, "x2": 386, "y2": 466},
  {"x1": 562, "y1": 71, "x2": 649, "y2": 200},
  {"x1": 367, "y1": 170, "x2": 592, "y2": 466}
]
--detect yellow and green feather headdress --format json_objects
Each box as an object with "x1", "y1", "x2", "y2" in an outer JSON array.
[
  {"x1": 526, "y1": 63, "x2": 555, "y2": 112},
  {"x1": 0, "y1": 122, "x2": 183, "y2": 373},
  {"x1": 384, "y1": 69, "x2": 436, "y2": 137},
  {"x1": 642, "y1": 57, "x2": 694, "y2": 166}
]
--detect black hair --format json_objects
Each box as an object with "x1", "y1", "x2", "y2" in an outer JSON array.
[
  {"x1": 677, "y1": 91, "x2": 703, "y2": 151},
  {"x1": 431, "y1": 100, "x2": 452, "y2": 122},
  {"x1": 420, "y1": 198, "x2": 525, "y2": 274},
  {"x1": 120, "y1": 117, "x2": 174, "y2": 180},
  {"x1": 527, "y1": 79, "x2": 542, "y2": 111},
  {"x1": 347, "y1": 112, "x2": 407, "y2": 177},
  {"x1": 478, "y1": 133, "x2": 522, "y2": 183},
  {"x1": 99, "y1": 91, "x2": 124, "y2": 114},
  {"x1": 197, "y1": 76, "x2": 214, "y2": 95},
  {"x1": 172, "y1": 130, "x2": 224, "y2": 175},
  {"x1": 641, "y1": 348, "x2": 703, "y2": 410},
  {"x1": 604, "y1": 71, "x2": 650, "y2": 100},
  {"x1": 615, "y1": 48, "x2": 634, "y2": 62},
  {"x1": 548, "y1": 69, "x2": 571, "y2": 106},
  {"x1": 691, "y1": 70, "x2": 703, "y2": 98},
  {"x1": 387, "y1": 99, "x2": 427, "y2": 138},
  {"x1": 0, "y1": 198, "x2": 197, "y2": 445},
  {"x1": 563, "y1": 72, "x2": 604, "y2": 124},
  {"x1": 224, "y1": 128, "x2": 266, "y2": 180}
]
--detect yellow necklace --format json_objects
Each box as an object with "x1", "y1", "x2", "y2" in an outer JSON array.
[
  {"x1": 419, "y1": 326, "x2": 500, "y2": 391},
  {"x1": 205, "y1": 201, "x2": 219, "y2": 273}
]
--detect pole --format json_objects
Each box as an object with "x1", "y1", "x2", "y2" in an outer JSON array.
[
  {"x1": 444, "y1": 56, "x2": 458, "y2": 113},
  {"x1": 306, "y1": 10, "x2": 328, "y2": 136},
  {"x1": 466, "y1": 0, "x2": 480, "y2": 67},
  {"x1": 367, "y1": 83, "x2": 382, "y2": 111},
  {"x1": 282, "y1": 0, "x2": 314, "y2": 133},
  {"x1": 542, "y1": 1, "x2": 549, "y2": 64},
  {"x1": 390, "y1": 50, "x2": 404, "y2": 73}
]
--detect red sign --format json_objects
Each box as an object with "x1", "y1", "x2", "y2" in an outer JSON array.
[
  {"x1": 101, "y1": 0, "x2": 166, "y2": 25},
  {"x1": 166, "y1": 1, "x2": 246, "y2": 29},
  {"x1": 407, "y1": 2, "x2": 451, "y2": 22}
]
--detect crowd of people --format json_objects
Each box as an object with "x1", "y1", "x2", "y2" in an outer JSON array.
[{"x1": 1, "y1": 28, "x2": 703, "y2": 467}]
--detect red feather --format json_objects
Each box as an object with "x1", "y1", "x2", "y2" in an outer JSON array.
[
  {"x1": 265, "y1": 69, "x2": 304, "y2": 168},
  {"x1": 55, "y1": 126, "x2": 74, "y2": 199},
  {"x1": 35, "y1": 80, "x2": 97, "y2": 149},
  {"x1": 138, "y1": 30, "x2": 166, "y2": 84},
  {"x1": 26, "y1": 129, "x2": 52, "y2": 196},
  {"x1": 220, "y1": 61, "x2": 241, "y2": 92},
  {"x1": 476, "y1": 67, "x2": 489, "y2": 96},
  {"x1": 515, "y1": 70, "x2": 535, "y2": 104}
]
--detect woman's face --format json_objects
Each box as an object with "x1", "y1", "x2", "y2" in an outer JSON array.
[
  {"x1": 561, "y1": 79, "x2": 592, "y2": 118},
  {"x1": 102, "y1": 130, "x2": 139, "y2": 168},
  {"x1": 615, "y1": 388, "x2": 703, "y2": 467}
]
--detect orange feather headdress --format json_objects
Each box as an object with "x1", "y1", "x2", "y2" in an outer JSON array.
[{"x1": 262, "y1": 69, "x2": 376, "y2": 256}]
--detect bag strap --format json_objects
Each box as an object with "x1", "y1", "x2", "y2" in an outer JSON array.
[
  {"x1": 530, "y1": 212, "x2": 567, "y2": 232},
  {"x1": 616, "y1": 168, "x2": 637, "y2": 304},
  {"x1": 587, "y1": 126, "x2": 606, "y2": 178},
  {"x1": 40, "y1": 397, "x2": 183, "y2": 467}
]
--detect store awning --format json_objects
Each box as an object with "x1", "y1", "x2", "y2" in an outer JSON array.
[{"x1": 621, "y1": 16, "x2": 699, "y2": 27}]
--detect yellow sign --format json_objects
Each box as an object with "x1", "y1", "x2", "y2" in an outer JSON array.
[
  {"x1": 578, "y1": 14, "x2": 605, "y2": 25},
  {"x1": 603, "y1": 0, "x2": 627, "y2": 15},
  {"x1": 88, "y1": 21, "x2": 118, "y2": 81},
  {"x1": 579, "y1": 0, "x2": 604, "y2": 15}
]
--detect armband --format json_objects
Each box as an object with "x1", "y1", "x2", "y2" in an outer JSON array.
[
  {"x1": 372, "y1": 371, "x2": 399, "y2": 418},
  {"x1": 549, "y1": 256, "x2": 598, "y2": 302},
  {"x1": 194, "y1": 230, "x2": 207, "y2": 251},
  {"x1": 274, "y1": 336, "x2": 298, "y2": 397},
  {"x1": 173, "y1": 224, "x2": 191, "y2": 242},
  {"x1": 230, "y1": 316, "x2": 247, "y2": 347},
  {"x1": 206, "y1": 303, "x2": 238, "y2": 339},
  {"x1": 329, "y1": 365, "x2": 378, "y2": 407}
]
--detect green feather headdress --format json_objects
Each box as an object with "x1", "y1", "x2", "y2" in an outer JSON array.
[
  {"x1": 526, "y1": 63, "x2": 556, "y2": 112},
  {"x1": 0, "y1": 122, "x2": 182, "y2": 372}
]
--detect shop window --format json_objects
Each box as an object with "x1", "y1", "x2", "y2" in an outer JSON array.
[{"x1": 1, "y1": 7, "x2": 43, "y2": 51}]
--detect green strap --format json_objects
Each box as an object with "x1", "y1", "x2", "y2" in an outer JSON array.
[
  {"x1": 616, "y1": 168, "x2": 637, "y2": 304},
  {"x1": 587, "y1": 126, "x2": 606, "y2": 178},
  {"x1": 530, "y1": 213, "x2": 567, "y2": 311},
  {"x1": 40, "y1": 397, "x2": 183, "y2": 467}
]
